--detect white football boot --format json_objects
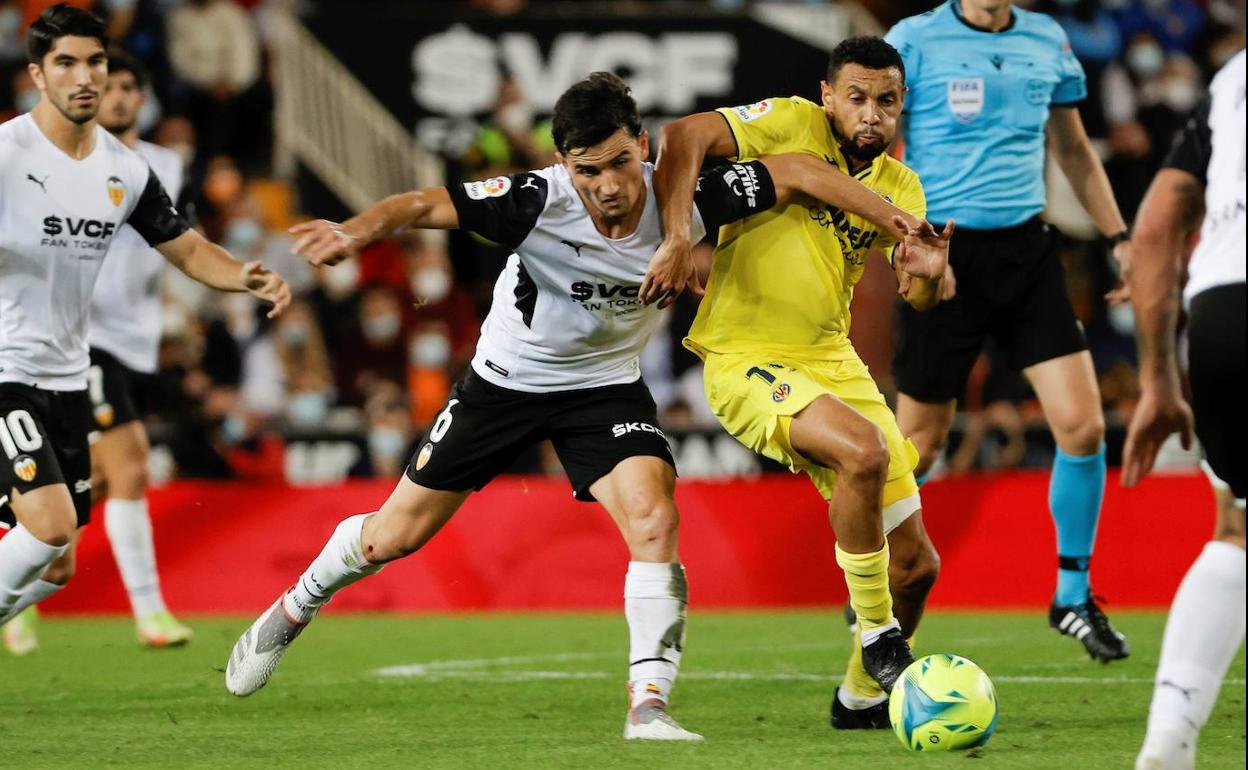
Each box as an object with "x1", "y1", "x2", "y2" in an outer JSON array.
[
  {"x1": 225, "y1": 596, "x2": 311, "y2": 696},
  {"x1": 623, "y1": 699, "x2": 704, "y2": 741}
]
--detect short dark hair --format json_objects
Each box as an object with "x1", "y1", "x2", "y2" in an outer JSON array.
[
  {"x1": 826, "y1": 36, "x2": 905, "y2": 86},
  {"x1": 27, "y1": 3, "x2": 108, "y2": 66},
  {"x1": 107, "y1": 47, "x2": 147, "y2": 89},
  {"x1": 551, "y1": 72, "x2": 642, "y2": 155}
]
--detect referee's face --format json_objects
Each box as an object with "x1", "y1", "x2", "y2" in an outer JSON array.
[
  {"x1": 30, "y1": 35, "x2": 107, "y2": 126},
  {"x1": 820, "y1": 64, "x2": 904, "y2": 165}
]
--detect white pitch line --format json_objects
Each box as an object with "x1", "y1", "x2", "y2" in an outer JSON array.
[{"x1": 372, "y1": 654, "x2": 1245, "y2": 687}]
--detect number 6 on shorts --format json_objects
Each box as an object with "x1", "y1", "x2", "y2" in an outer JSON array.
[{"x1": 429, "y1": 399, "x2": 460, "y2": 443}]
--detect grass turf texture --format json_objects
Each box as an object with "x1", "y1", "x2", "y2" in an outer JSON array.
[{"x1": 2, "y1": 611, "x2": 1243, "y2": 769}]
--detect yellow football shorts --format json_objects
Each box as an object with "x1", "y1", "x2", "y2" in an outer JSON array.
[{"x1": 703, "y1": 351, "x2": 921, "y2": 528}]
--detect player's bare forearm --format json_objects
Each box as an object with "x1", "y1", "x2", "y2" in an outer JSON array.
[
  {"x1": 345, "y1": 187, "x2": 458, "y2": 243},
  {"x1": 1129, "y1": 168, "x2": 1203, "y2": 390},
  {"x1": 655, "y1": 113, "x2": 736, "y2": 244},
  {"x1": 291, "y1": 188, "x2": 457, "y2": 268},
  {"x1": 1047, "y1": 108, "x2": 1127, "y2": 237},
  {"x1": 643, "y1": 113, "x2": 736, "y2": 306},
  {"x1": 157, "y1": 229, "x2": 251, "y2": 290},
  {"x1": 760, "y1": 154, "x2": 912, "y2": 241}
]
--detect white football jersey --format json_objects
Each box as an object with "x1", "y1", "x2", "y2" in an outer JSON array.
[
  {"x1": 88, "y1": 140, "x2": 185, "y2": 373},
  {"x1": 0, "y1": 114, "x2": 188, "y2": 390},
  {"x1": 1184, "y1": 50, "x2": 1246, "y2": 305},
  {"x1": 448, "y1": 161, "x2": 777, "y2": 392}
]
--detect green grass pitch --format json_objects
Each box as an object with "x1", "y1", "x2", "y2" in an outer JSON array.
[{"x1": 2, "y1": 611, "x2": 1243, "y2": 768}]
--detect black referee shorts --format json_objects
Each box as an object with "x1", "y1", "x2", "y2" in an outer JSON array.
[
  {"x1": 406, "y1": 369, "x2": 676, "y2": 502},
  {"x1": 893, "y1": 217, "x2": 1088, "y2": 403},
  {"x1": 1187, "y1": 283, "x2": 1245, "y2": 500}
]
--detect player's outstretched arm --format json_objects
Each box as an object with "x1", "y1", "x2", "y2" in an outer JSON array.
[
  {"x1": 1121, "y1": 168, "x2": 1201, "y2": 487},
  {"x1": 759, "y1": 154, "x2": 916, "y2": 241},
  {"x1": 645, "y1": 113, "x2": 739, "y2": 308},
  {"x1": 290, "y1": 187, "x2": 459, "y2": 268},
  {"x1": 156, "y1": 230, "x2": 292, "y2": 318}
]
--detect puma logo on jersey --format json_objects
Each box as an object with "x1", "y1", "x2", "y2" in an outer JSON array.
[
  {"x1": 42, "y1": 216, "x2": 117, "y2": 239},
  {"x1": 560, "y1": 240, "x2": 586, "y2": 257},
  {"x1": 521, "y1": 176, "x2": 539, "y2": 190},
  {"x1": 26, "y1": 173, "x2": 48, "y2": 193}
]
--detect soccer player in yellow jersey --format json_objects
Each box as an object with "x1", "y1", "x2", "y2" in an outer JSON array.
[{"x1": 643, "y1": 37, "x2": 952, "y2": 728}]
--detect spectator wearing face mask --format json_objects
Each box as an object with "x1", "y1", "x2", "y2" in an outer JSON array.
[
  {"x1": 1134, "y1": 49, "x2": 1205, "y2": 168},
  {"x1": 331, "y1": 283, "x2": 412, "y2": 407},
  {"x1": 307, "y1": 256, "x2": 363, "y2": 355},
  {"x1": 222, "y1": 203, "x2": 315, "y2": 298},
  {"x1": 407, "y1": 322, "x2": 453, "y2": 429},
  {"x1": 402, "y1": 236, "x2": 479, "y2": 379},
  {"x1": 363, "y1": 381, "x2": 415, "y2": 477},
  {"x1": 272, "y1": 301, "x2": 335, "y2": 428}
]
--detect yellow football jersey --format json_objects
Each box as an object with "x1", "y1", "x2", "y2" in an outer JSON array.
[{"x1": 685, "y1": 96, "x2": 926, "y2": 360}]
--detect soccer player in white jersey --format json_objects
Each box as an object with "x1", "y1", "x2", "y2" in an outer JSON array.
[
  {"x1": 225, "y1": 71, "x2": 948, "y2": 740},
  {"x1": 91, "y1": 50, "x2": 193, "y2": 647},
  {"x1": 1122, "y1": 48, "x2": 1245, "y2": 770},
  {"x1": 0, "y1": 5, "x2": 290, "y2": 642},
  {"x1": 4, "y1": 49, "x2": 194, "y2": 654}
]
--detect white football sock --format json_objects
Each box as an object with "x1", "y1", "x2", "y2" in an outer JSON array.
[
  {"x1": 838, "y1": 686, "x2": 888, "y2": 710},
  {"x1": 0, "y1": 525, "x2": 67, "y2": 625},
  {"x1": 282, "y1": 514, "x2": 383, "y2": 623},
  {"x1": 1137, "y1": 541, "x2": 1246, "y2": 770},
  {"x1": 625, "y1": 561, "x2": 688, "y2": 709},
  {"x1": 2, "y1": 579, "x2": 63, "y2": 624},
  {"x1": 104, "y1": 498, "x2": 168, "y2": 619}
]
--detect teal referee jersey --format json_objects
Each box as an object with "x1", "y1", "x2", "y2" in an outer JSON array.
[{"x1": 886, "y1": 1, "x2": 1086, "y2": 229}]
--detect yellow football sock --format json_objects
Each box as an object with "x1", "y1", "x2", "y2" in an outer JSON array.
[{"x1": 835, "y1": 541, "x2": 896, "y2": 633}]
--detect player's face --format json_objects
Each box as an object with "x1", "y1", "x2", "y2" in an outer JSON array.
[
  {"x1": 559, "y1": 129, "x2": 650, "y2": 222},
  {"x1": 99, "y1": 70, "x2": 144, "y2": 134},
  {"x1": 820, "y1": 64, "x2": 905, "y2": 164},
  {"x1": 29, "y1": 35, "x2": 107, "y2": 125}
]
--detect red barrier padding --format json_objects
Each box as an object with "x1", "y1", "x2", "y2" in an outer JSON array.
[{"x1": 35, "y1": 472, "x2": 1213, "y2": 614}]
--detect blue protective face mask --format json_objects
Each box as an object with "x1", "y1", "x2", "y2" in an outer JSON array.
[
  {"x1": 1127, "y1": 43, "x2": 1165, "y2": 78},
  {"x1": 221, "y1": 414, "x2": 248, "y2": 443},
  {"x1": 287, "y1": 391, "x2": 329, "y2": 426},
  {"x1": 369, "y1": 427, "x2": 408, "y2": 461},
  {"x1": 226, "y1": 218, "x2": 263, "y2": 252}
]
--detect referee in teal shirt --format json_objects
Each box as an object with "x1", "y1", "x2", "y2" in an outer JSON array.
[{"x1": 887, "y1": 0, "x2": 1131, "y2": 662}]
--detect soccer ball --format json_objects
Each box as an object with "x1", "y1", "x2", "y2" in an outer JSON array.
[{"x1": 888, "y1": 653, "x2": 998, "y2": 752}]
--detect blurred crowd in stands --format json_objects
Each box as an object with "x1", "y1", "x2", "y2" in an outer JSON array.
[{"x1": 0, "y1": 0, "x2": 1238, "y2": 480}]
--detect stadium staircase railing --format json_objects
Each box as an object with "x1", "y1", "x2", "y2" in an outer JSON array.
[{"x1": 269, "y1": 10, "x2": 444, "y2": 213}]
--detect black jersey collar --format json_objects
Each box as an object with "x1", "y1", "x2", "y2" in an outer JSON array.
[{"x1": 950, "y1": 0, "x2": 1017, "y2": 34}]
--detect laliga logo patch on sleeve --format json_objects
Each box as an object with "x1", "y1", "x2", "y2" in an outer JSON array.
[
  {"x1": 732, "y1": 100, "x2": 773, "y2": 123},
  {"x1": 464, "y1": 176, "x2": 513, "y2": 200}
]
